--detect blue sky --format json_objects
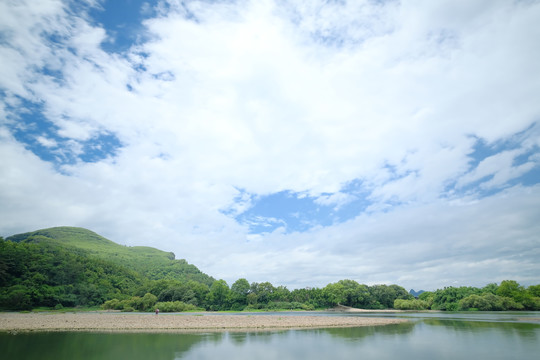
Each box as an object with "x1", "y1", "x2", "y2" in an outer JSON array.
[{"x1": 1, "y1": 0, "x2": 539, "y2": 291}]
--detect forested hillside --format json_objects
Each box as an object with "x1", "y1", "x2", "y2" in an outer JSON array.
[
  {"x1": 1, "y1": 227, "x2": 539, "y2": 312},
  {"x1": 0, "y1": 227, "x2": 214, "y2": 310},
  {"x1": 6, "y1": 227, "x2": 214, "y2": 285}
]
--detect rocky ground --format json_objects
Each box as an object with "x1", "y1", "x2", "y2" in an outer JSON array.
[{"x1": 0, "y1": 312, "x2": 407, "y2": 333}]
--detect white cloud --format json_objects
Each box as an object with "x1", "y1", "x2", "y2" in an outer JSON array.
[
  {"x1": 238, "y1": 184, "x2": 540, "y2": 290},
  {"x1": 457, "y1": 149, "x2": 537, "y2": 190},
  {"x1": 315, "y1": 192, "x2": 356, "y2": 209},
  {"x1": 1, "y1": 0, "x2": 539, "y2": 290},
  {"x1": 36, "y1": 135, "x2": 58, "y2": 148}
]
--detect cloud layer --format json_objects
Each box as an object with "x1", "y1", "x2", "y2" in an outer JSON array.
[{"x1": 1, "y1": 0, "x2": 539, "y2": 290}]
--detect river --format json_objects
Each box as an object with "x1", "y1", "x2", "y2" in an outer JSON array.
[{"x1": 2, "y1": 311, "x2": 539, "y2": 359}]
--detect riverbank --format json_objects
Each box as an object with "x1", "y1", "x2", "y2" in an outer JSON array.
[
  {"x1": 329, "y1": 305, "x2": 440, "y2": 313},
  {"x1": 0, "y1": 312, "x2": 407, "y2": 333},
  {"x1": 330, "y1": 305, "x2": 406, "y2": 312}
]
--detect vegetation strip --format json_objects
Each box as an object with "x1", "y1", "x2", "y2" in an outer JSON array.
[{"x1": 1, "y1": 227, "x2": 539, "y2": 312}]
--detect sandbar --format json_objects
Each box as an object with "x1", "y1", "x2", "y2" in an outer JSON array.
[{"x1": 0, "y1": 312, "x2": 407, "y2": 333}]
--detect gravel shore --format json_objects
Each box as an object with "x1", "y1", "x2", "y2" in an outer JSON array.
[{"x1": 0, "y1": 312, "x2": 407, "y2": 333}]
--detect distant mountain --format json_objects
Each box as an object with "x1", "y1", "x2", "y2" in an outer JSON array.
[
  {"x1": 409, "y1": 289, "x2": 425, "y2": 297},
  {"x1": 6, "y1": 226, "x2": 214, "y2": 286}
]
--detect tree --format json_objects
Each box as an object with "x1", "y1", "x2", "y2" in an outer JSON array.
[
  {"x1": 497, "y1": 280, "x2": 524, "y2": 300},
  {"x1": 206, "y1": 280, "x2": 230, "y2": 310},
  {"x1": 394, "y1": 298, "x2": 429, "y2": 310},
  {"x1": 250, "y1": 282, "x2": 275, "y2": 304},
  {"x1": 322, "y1": 282, "x2": 346, "y2": 307},
  {"x1": 141, "y1": 293, "x2": 158, "y2": 311},
  {"x1": 482, "y1": 283, "x2": 499, "y2": 295},
  {"x1": 368, "y1": 284, "x2": 411, "y2": 309},
  {"x1": 528, "y1": 285, "x2": 540, "y2": 297},
  {"x1": 272, "y1": 286, "x2": 291, "y2": 302},
  {"x1": 322, "y1": 280, "x2": 374, "y2": 308},
  {"x1": 229, "y1": 278, "x2": 250, "y2": 309},
  {"x1": 459, "y1": 293, "x2": 524, "y2": 311},
  {"x1": 158, "y1": 283, "x2": 196, "y2": 304},
  {"x1": 247, "y1": 292, "x2": 258, "y2": 306},
  {"x1": 339, "y1": 280, "x2": 370, "y2": 308},
  {"x1": 418, "y1": 291, "x2": 434, "y2": 308},
  {"x1": 231, "y1": 278, "x2": 250, "y2": 297},
  {"x1": 459, "y1": 294, "x2": 492, "y2": 311},
  {"x1": 431, "y1": 286, "x2": 479, "y2": 311},
  {"x1": 186, "y1": 280, "x2": 210, "y2": 306},
  {"x1": 0, "y1": 285, "x2": 32, "y2": 310}
]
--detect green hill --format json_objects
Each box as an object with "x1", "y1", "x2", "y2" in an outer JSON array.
[
  {"x1": 7, "y1": 226, "x2": 178, "y2": 265},
  {"x1": 0, "y1": 226, "x2": 214, "y2": 310},
  {"x1": 6, "y1": 227, "x2": 214, "y2": 285}
]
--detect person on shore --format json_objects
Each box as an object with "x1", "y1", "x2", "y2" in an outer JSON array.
[{"x1": 155, "y1": 308, "x2": 159, "y2": 315}]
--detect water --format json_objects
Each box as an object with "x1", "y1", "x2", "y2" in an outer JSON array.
[{"x1": 2, "y1": 312, "x2": 539, "y2": 359}]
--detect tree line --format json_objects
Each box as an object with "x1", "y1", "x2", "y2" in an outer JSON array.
[
  {"x1": 102, "y1": 278, "x2": 540, "y2": 313},
  {"x1": 1, "y1": 236, "x2": 538, "y2": 311},
  {"x1": 102, "y1": 278, "x2": 414, "y2": 312},
  {"x1": 398, "y1": 281, "x2": 540, "y2": 311}
]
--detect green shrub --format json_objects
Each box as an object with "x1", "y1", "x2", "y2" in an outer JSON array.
[
  {"x1": 394, "y1": 299, "x2": 429, "y2": 310},
  {"x1": 229, "y1": 303, "x2": 246, "y2": 311},
  {"x1": 459, "y1": 293, "x2": 525, "y2": 311},
  {"x1": 244, "y1": 301, "x2": 315, "y2": 311},
  {"x1": 101, "y1": 299, "x2": 121, "y2": 310},
  {"x1": 154, "y1": 301, "x2": 202, "y2": 312},
  {"x1": 0, "y1": 285, "x2": 33, "y2": 310}
]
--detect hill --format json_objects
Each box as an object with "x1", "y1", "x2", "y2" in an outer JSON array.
[
  {"x1": 6, "y1": 227, "x2": 214, "y2": 285},
  {"x1": 0, "y1": 227, "x2": 214, "y2": 310},
  {"x1": 409, "y1": 289, "x2": 425, "y2": 298}
]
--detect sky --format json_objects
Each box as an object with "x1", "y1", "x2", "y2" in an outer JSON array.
[{"x1": 1, "y1": 0, "x2": 539, "y2": 292}]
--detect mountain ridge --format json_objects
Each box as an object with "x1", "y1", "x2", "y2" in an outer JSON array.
[{"x1": 409, "y1": 289, "x2": 425, "y2": 298}]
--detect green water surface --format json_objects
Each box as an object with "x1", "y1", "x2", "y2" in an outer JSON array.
[{"x1": 2, "y1": 312, "x2": 539, "y2": 359}]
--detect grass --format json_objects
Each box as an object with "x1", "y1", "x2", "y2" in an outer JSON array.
[{"x1": 8, "y1": 227, "x2": 174, "y2": 263}]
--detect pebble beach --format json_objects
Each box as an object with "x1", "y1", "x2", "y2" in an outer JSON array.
[{"x1": 0, "y1": 312, "x2": 407, "y2": 333}]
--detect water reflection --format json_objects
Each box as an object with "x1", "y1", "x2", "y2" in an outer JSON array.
[
  {"x1": 1, "y1": 312, "x2": 539, "y2": 360},
  {"x1": 1, "y1": 332, "x2": 212, "y2": 360},
  {"x1": 421, "y1": 318, "x2": 540, "y2": 343},
  {"x1": 322, "y1": 321, "x2": 415, "y2": 341}
]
